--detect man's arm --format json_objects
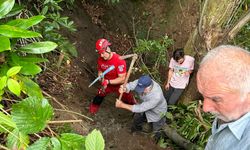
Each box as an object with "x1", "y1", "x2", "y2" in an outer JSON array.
[
  {"x1": 115, "y1": 99, "x2": 133, "y2": 111},
  {"x1": 109, "y1": 56, "x2": 127, "y2": 85},
  {"x1": 109, "y1": 73, "x2": 126, "y2": 85},
  {"x1": 118, "y1": 80, "x2": 138, "y2": 94}
]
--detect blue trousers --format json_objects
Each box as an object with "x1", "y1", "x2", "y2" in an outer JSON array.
[{"x1": 164, "y1": 85, "x2": 184, "y2": 105}]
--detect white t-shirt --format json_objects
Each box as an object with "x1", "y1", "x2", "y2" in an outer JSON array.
[{"x1": 169, "y1": 55, "x2": 194, "y2": 89}]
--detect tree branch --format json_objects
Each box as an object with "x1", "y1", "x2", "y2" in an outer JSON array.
[
  {"x1": 198, "y1": 0, "x2": 208, "y2": 36},
  {"x1": 0, "y1": 145, "x2": 9, "y2": 150},
  {"x1": 43, "y1": 91, "x2": 88, "y2": 131},
  {"x1": 228, "y1": 10, "x2": 250, "y2": 39},
  {"x1": 54, "y1": 108, "x2": 93, "y2": 122},
  {"x1": 48, "y1": 120, "x2": 82, "y2": 124},
  {"x1": 47, "y1": 125, "x2": 58, "y2": 137},
  {"x1": 163, "y1": 125, "x2": 201, "y2": 150},
  {"x1": 194, "y1": 100, "x2": 210, "y2": 131}
]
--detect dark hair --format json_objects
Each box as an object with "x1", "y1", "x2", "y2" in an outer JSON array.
[{"x1": 173, "y1": 48, "x2": 184, "y2": 61}]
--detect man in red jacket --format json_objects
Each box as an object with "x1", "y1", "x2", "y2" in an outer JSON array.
[{"x1": 89, "y1": 38, "x2": 136, "y2": 114}]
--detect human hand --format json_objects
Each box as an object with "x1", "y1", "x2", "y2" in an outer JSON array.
[
  {"x1": 115, "y1": 99, "x2": 123, "y2": 108},
  {"x1": 184, "y1": 71, "x2": 190, "y2": 76},
  {"x1": 119, "y1": 85, "x2": 126, "y2": 93},
  {"x1": 165, "y1": 82, "x2": 170, "y2": 90},
  {"x1": 98, "y1": 72, "x2": 103, "y2": 81},
  {"x1": 101, "y1": 79, "x2": 109, "y2": 89}
]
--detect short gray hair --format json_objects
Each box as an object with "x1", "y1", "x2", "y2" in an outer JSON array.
[{"x1": 199, "y1": 45, "x2": 250, "y2": 94}]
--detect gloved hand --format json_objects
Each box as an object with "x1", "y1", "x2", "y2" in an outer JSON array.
[{"x1": 101, "y1": 79, "x2": 109, "y2": 87}]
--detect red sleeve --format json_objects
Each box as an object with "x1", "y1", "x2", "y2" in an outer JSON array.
[{"x1": 116, "y1": 58, "x2": 126, "y2": 74}]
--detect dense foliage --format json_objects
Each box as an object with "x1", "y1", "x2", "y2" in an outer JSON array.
[
  {"x1": 0, "y1": 0, "x2": 104, "y2": 149},
  {"x1": 27, "y1": 0, "x2": 78, "y2": 64},
  {"x1": 234, "y1": 22, "x2": 250, "y2": 50},
  {"x1": 133, "y1": 35, "x2": 173, "y2": 83},
  {"x1": 166, "y1": 101, "x2": 214, "y2": 148}
]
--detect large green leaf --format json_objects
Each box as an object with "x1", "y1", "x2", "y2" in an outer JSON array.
[
  {"x1": 0, "y1": 76, "x2": 7, "y2": 90},
  {"x1": 0, "y1": 36, "x2": 10, "y2": 52},
  {"x1": 7, "y1": 128, "x2": 30, "y2": 150},
  {"x1": 10, "y1": 53, "x2": 48, "y2": 64},
  {"x1": 85, "y1": 129, "x2": 105, "y2": 150},
  {"x1": 0, "y1": 64, "x2": 9, "y2": 76},
  {"x1": 7, "y1": 66, "x2": 22, "y2": 77},
  {"x1": 19, "y1": 63, "x2": 42, "y2": 75},
  {"x1": 51, "y1": 137, "x2": 61, "y2": 150},
  {"x1": 9, "y1": 52, "x2": 23, "y2": 66},
  {"x1": 8, "y1": 53, "x2": 43, "y2": 75},
  {"x1": 59, "y1": 40, "x2": 78, "y2": 57},
  {"x1": 27, "y1": 137, "x2": 50, "y2": 150},
  {"x1": 19, "y1": 77, "x2": 43, "y2": 99},
  {"x1": 0, "y1": 25, "x2": 41, "y2": 38},
  {"x1": 4, "y1": 4, "x2": 23, "y2": 18},
  {"x1": 7, "y1": 78, "x2": 20, "y2": 96},
  {"x1": 19, "y1": 55, "x2": 49, "y2": 63},
  {"x1": 12, "y1": 97, "x2": 53, "y2": 134},
  {"x1": 0, "y1": 111, "x2": 16, "y2": 133},
  {"x1": 41, "y1": 6, "x2": 48, "y2": 15},
  {"x1": 0, "y1": 112, "x2": 15, "y2": 128},
  {"x1": 0, "y1": 90, "x2": 4, "y2": 96},
  {"x1": 59, "y1": 133, "x2": 85, "y2": 150},
  {"x1": 7, "y1": 15, "x2": 45, "y2": 29},
  {"x1": 20, "y1": 41, "x2": 57, "y2": 54},
  {"x1": 0, "y1": 0, "x2": 15, "y2": 19}
]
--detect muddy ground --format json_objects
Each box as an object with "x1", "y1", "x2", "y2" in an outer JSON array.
[{"x1": 39, "y1": 0, "x2": 198, "y2": 149}]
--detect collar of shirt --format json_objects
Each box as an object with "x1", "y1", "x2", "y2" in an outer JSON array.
[
  {"x1": 213, "y1": 112, "x2": 250, "y2": 140},
  {"x1": 141, "y1": 82, "x2": 154, "y2": 96}
]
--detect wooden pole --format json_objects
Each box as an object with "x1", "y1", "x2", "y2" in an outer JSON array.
[
  {"x1": 119, "y1": 54, "x2": 137, "y2": 60},
  {"x1": 118, "y1": 54, "x2": 138, "y2": 101},
  {"x1": 48, "y1": 120, "x2": 82, "y2": 124}
]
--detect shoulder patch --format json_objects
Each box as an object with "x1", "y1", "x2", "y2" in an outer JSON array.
[{"x1": 118, "y1": 65, "x2": 125, "y2": 72}]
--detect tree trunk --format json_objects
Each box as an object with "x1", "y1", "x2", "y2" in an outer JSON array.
[
  {"x1": 163, "y1": 125, "x2": 201, "y2": 150},
  {"x1": 180, "y1": 0, "x2": 247, "y2": 104}
]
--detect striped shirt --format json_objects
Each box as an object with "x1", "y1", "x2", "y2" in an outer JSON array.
[
  {"x1": 205, "y1": 112, "x2": 250, "y2": 150},
  {"x1": 126, "y1": 80, "x2": 167, "y2": 122}
]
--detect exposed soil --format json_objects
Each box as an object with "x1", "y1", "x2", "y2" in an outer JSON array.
[{"x1": 39, "y1": 0, "x2": 198, "y2": 149}]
